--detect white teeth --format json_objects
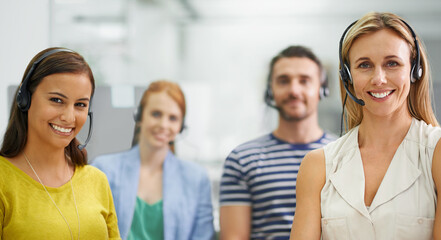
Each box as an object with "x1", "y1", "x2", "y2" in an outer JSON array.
[
  {"x1": 370, "y1": 91, "x2": 392, "y2": 99},
  {"x1": 51, "y1": 124, "x2": 72, "y2": 133}
]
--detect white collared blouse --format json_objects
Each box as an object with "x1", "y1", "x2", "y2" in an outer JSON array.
[{"x1": 321, "y1": 118, "x2": 441, "y2": 240}]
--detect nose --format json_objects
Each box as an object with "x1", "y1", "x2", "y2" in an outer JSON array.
[
  {"x1": 159, "y1": 116, "x2": 169, "y2": 128},
  {"x1": 371, "y1": 67, "x2": 387, "y2": 86},
  {"x1": 60, "y1": 105, "x2": 75, "y2": 123},
  {"x1": 289, "y1": 80, "x2": 302, "y2": 96}
]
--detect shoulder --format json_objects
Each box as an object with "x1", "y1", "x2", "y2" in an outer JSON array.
[
  {"x1": 323, "y1": 127, "x2": 359, "y2": 161},
  {"x1": 406, "y1": 118, "x2": 441, "y2": 148},
  {"x1": 226, "y1": 133, "x2": 281, "y2": 163},
  {"x1": 0, "y1": 156, "x2": 24, "y2": 184},
  {"x1": 302, "y1": 148, "x2": 325, "y2": 169},
  {"x1": 298, "y1": 148, "x2": 326, "y2": 185},
  {"x1": 73, "y1": 165, "x2": 114, "y2": 195},
  {"x1": 91, "y1": 146, "x2": 139, "y2": 171},
  {"x1": 322, "y1": 132, "x2": 339, "y2": 142},
  {"x1": 232, "y1": 133, "x2": 277, "y2": 152},
  {"x1": 76, "y1": 165, "x2": 109, "y2": 182},
  {"x1": 168, "y1": 154, "x2": 209, "y2": 181},
  {"x1": 0, "y1": 156, "x2": 16, "y2": 188}
]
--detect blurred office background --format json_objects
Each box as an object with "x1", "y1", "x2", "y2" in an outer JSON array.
[{"x1": 2, "y1": 0, "x2": 441, "y2": 231}]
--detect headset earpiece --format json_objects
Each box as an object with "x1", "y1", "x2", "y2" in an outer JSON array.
[
  {"x1": 264, "y1": 81, "x2": 274, "y2": 107},
  {"x1": 16, "y1": 85, "x2": 31, "y2": 112},
  {"x1": 340, "y1": 64, "x2": 353, "y2": 85},
  {"x1": 319, "y1": 68, "x2": 329, "y2": 99},
  {"x1": 400, "y1": 19, "x2": 422, "y2": 83},
  {"x1": 179, "y1": 121, "x2": 185, "y2": 133},
  {"x1": 411, "y1": 63, "x2": 423, "y2": 83},
  {"x1": 133, "y1": 105, "x2": 142, "y2": 122}
]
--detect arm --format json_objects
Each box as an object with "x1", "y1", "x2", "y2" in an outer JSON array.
[
  {"x1": 105, "y1": 178, "x2": 122, "y2": 240},
  {"x1": 432, "y1": 139, "x2": 441, "y2": 240},
  {"x1": 290, "y1": 148, "x2": 326, "y2": 240},
  {"x1": 219, "y1": 151, "x2": 252, "y2": 239},
  {"x1": 0, "y1": 205, "x2": 3, "y2": 239},
  {"x1": 220, "y1": 205, "x2": 251, "y2": 240},
  {"x1": 192, "y1": 173, "x2": 215, "y2": 240}
]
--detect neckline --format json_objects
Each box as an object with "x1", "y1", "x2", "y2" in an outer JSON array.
[
  {"x1": 0, "y1": 156, "x2": 78, "y2": 192},
  {"x1": 270, "y1": 132, "x2": 327, "y2": 146},
  {"x1": 137, "y1": 196, "x2": 163, "y2": 207}
]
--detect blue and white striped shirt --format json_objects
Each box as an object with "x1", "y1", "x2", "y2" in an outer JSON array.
[{"x1": 220, "y1": 133, "x2": 336, "y2": 239}]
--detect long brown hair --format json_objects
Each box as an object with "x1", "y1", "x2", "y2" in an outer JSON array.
[
  {"x1": 340, "y1": 12, "x2": 438, "y2": 131},
  {"x1": 0, "y1": 47, "x2": 95, "y2": 166},
  {"x1": 132, "y1": 80, "x2": 186, "y2": 153}
]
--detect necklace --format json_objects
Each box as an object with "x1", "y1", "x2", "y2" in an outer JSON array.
[{"x1": 23, "y1": 153, "x2": 80, "y2": 240}]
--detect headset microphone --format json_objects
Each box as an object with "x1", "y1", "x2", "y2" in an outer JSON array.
[
  {"x1": 342, "y1": 79, "x2": 365, "y2": 106},
  {"x1": 78, "y1": 112, "x2": 93, "y2": 151}
]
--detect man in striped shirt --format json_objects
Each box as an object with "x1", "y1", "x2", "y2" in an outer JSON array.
[{"x1": 219, "y1": 46, "x2": 336, "y2": 239}]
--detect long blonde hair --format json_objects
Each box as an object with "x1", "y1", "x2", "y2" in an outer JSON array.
[{"x1": 340, "y1": 12, "x2": 438, "y2": 132}]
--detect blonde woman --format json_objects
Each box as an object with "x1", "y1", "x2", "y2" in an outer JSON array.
[{"x1": 291, "y1": 12, "x2": 441, "y2": 240}]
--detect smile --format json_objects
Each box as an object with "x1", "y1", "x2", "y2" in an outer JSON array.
[
  {"x1": 50, "y1": 124, "x2": 73, "y2": 133},
  {"x1": 369, "y1": 90, "x2": 393, "y2": 99}
]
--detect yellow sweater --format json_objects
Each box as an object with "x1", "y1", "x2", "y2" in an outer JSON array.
[{"x1": 0, "y1": 156, "x2": 120, "y2": 239}]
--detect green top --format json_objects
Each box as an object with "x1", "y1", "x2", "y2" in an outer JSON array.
[{"x1": 127, "y1": 196, "x2": 164, "y2": 240}]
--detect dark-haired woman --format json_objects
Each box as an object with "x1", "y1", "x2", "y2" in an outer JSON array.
[{"x1": 0, "y1": 47, "x2": 120, "y2": 239}]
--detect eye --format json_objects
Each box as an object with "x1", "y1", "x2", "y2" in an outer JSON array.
[
  {"x1": 299, "y1": 77, "x2": 310, "y2": 85},
  {"x1": 357, "y1": 62, "x2": 371, "y2": 69},
  {"x1": 151, "y1": 111, "x2": 161, "y2": 118},
  {"x1": 50, "y1": 98, "x2": 63, "y2": 103},
  {"x1": 75, "y1": 102, "x2": 88, "y2": 108},
  {"x1": 169, "y1": 115, "x2": 179, "y2": 122},
  {"x1": 386, "y1": 61, "x2": 399, "y2": 67},
  {"x1": 275, "y1": 76, "x2": 290, "y2": 85}
]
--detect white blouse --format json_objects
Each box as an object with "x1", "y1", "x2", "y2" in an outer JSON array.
[{"x1": 321, "y1": 118, "x2": 441, "y2": 240}]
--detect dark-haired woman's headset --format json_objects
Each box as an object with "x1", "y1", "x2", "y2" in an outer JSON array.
[
  {"x1": 264, "y1": 68, "x2": 329, "y2": 109},
  {"x1": 16, "y1": 48, "x2": 93, "y2": 150},
  {"x1": 338, "y1": 19, "x2": 422, "y2": 106}
]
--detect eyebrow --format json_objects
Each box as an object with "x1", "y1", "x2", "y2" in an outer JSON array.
[
  {"x1": 355, "y1": 55, "x2": 401, "y2": 63},
  {"x1": 48, "y1": 92, "x2": 90, "y2": 102},
  {"x1": 354, "y1": 57, "x2": 370, "y2": 64},
  {"x1": 385, "y1": 55, "x2": 401, "y2": 60}
]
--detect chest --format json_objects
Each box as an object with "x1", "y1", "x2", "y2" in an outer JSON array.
[
  {"x1": 359, "y1": 146, "x2": 397, "y2": 206},
  {"x1": 137, "y1": 169, "x2": 163, "y2": 204}
]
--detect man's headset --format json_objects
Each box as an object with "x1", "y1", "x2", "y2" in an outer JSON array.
[
  {"x1": 338, "y1": 18, "x2": 422, "y2": 106},
  {"x1": 264, "y1": 67, "x2": 329, "y2": 109},
  {"x1": 133, "y1": 104, "x2": 185, "y2": 133},
  {"x1": 16, "y1": 48, "x2": 93, "y2": 150}
]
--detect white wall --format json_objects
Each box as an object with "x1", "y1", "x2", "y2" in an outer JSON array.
[{"x1": 0, "y1": 0, "x2": 51, "y2": 145}]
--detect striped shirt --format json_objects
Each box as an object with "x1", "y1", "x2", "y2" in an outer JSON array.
[{"x1": 220, "y1": 133, "x2": 336, "y2": 239}]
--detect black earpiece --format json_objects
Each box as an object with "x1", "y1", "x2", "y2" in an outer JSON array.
[
  {"x1": 400, "y1": 20, "x2": 422, "y2": 83},
  {"x1": 338, "y1": 20, "x2": 365, "y2": 106},
  {"x1": 339, "y1": 18, "x2": 422, "y2": 106},
  {"x1": 133, "y1": 105, "x2": 186, "y2": 133},
  {"x1": 319, "y1": 69, "x2": 330, "y2": 99}
]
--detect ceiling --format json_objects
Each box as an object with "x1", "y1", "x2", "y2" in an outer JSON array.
[{"x1": 168, "y1": 0, "x2": 441, "y2": 21}]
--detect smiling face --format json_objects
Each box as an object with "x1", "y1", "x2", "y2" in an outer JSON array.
[
  {"x1": 26, "y1": 73, "x2": 92, "y2": 150},
  {"x1": 349, "y1": 28, "x2": 412, "y2": 118},
  {"x1": 271, "y1": 57, "x2": 322, "y2": 122},
  {"x1": 139, "y1": 91, "x2": 183, "y2": 150}
]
